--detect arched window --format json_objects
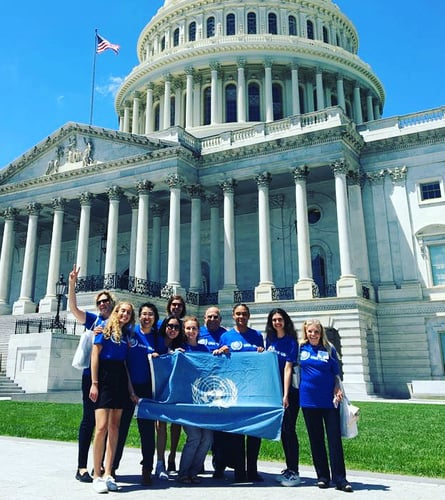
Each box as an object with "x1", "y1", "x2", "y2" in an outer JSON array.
[
  {"x1": 272, "y1": 83, "x2": 283, "y2": 120},
  {"x1": 154, "y1": 104, "x2": 160, "y2": 131},
  {"x1": 248, "y1": 83, "x2": 261, "y2": 121},
  {"x1": 170, "y1": 96, "x2": 175, "y2": 127},
  {"x1": 268, "y1": 13, "x2": 277, "y2": 34},
  {"x1": 226, "y1": 13, "x2": 236, "y2": 35},
  {"x1": 307, "y1": 20, "x2": 314, "y2": 40},
  {"x1": 207, "y1": 16, "x2": 215, "y2": 38},
  {"x1": 203, "y1": 87, "x2": 211, "y2": 125},
  {"x1": 336, "y1": 33, "x2": 340, "y2": 46},
  {"x1": 188, "y1": 22, "x2": 196, "y2": 42},
  {"x1": 160, "y1": 36, "x2": 166, "y2": 51},
  {"x1": 225, "y1": 84, "x2": 237, "y2": 122},
  {"x1": 322, "y1": 26, "x2": 329, "y2": 43},
  {"x1": 247, "y1": 12, "x2": 257, "y2": 34},
  {"x1": 299, "y1": 85, "x2": 306, "y2": 114},
  {"x1": 288, "y1": 15, "x2": 297, "y2": 36},
  {"x1": 173, "y1": 28, "x2": 180, "y2": 47}
]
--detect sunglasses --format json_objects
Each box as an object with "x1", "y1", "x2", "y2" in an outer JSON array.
[
  {"x1": 166, "y1": 323, "x2": 180, "y2": 330},
  {"x1": 96, "y1": 299, "x2": 110, "y2": 306}
]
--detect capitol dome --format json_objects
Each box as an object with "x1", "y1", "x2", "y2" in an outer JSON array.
[{"x1": 115, "y1": 0, "x2": 384, "y2": 136}]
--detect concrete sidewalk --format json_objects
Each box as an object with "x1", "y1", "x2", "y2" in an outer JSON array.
[{"x1": 1, "y1": 436, "x2": 444, "y2": 500}]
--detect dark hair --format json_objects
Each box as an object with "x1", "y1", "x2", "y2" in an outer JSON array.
[
  {"x1": 232, "y1": 303, "x2": 250, "y2": 314},
  {"x1": 166, "y1": 294, "x2": 186, "y2": 318},
  {"x1": 138, "y1": 302, "x2": 160, "y2": 325},
  {"x1": 159, "y1": 314, "x2": 184, "y2": 350},
  {"x1": 265, "y1": 308, "x2": 297, "y2": 341}
]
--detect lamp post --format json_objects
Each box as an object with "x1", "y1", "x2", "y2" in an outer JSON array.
[{"x1": 54, "y1": 274, "x2": 67, "y2": 330}]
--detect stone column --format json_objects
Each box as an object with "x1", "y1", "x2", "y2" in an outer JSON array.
[
  {"x1": 207, "y1": 194, "x2": 221, "y2": 293},
  {"x1": 132, "y1": 91, "x2": 141, "y2": 134},
  {"x1": 218, "y1": 179, "x2": 238, "y2": 302},
  {"x1": 353, "y1": 82, "x2": 363, "y2": 124},
  {"x1": 135, "y1": 181, "x2": 153, "y2": 284},
  {"x1": 13, "y1": 203, "x2": 41, "y2": 315},
  {"x1": 210, "y1": 61, "x2": 220, "y2": 125},
  {"x1": 254, "y1": 173, "x2": 275, "y2": 302},
  {"x1": 264, "y1": 59, "x2": 274, "y2": 122},
  {"x1": 291, "y1": 62, "x2": 301, "y2": 115},
  {"x1": 104, "y1": 186, "x2": 123, "y2": 285},
  {"x1": 188, "y1": 185, "x2": 204, "y2": 291},
  {"x1": 185, "y1": 67, "x2": 194, "y2": 129},
  {"x1": 174, "y1": 79, "x2": 183, "y2": 126},
  {"x1": 237, "y1": 59, "x2": 246, "y2": 123},
  {"x1": 128, "y1": 196, "x2": 139, "y2": 282},
  {"x1": 123, "y1": 102, "x2": 131, "y2": 133},
  {"x1": 315, "y1": 67, "x2": 325, "y2": 110},
  {"x1": 76, "y1": 192, "x2": 93, "y2": 278},
  {"x1": 163, "y1": 74, "x2": 172, "y2": 129},
  {"x1": 39, "y1": 197, "x2": 66, "y2": 313},
  {"x1": 0, "y1": 208, "x2": 17, "y2": 314},
  {"x1": 193, "y1": 73, "x2": 202, "y2": 127},
  {"x1": 145, "y1": 83, "x2": 154, "y2": 133},
  {"x1": 366, "y1": 93, "x2": 375, "y2": 122},
  {"x1": 164, "y1": 174, "x2": 185, "y2": 296},
  {"x1": 336, "y1": 74, "x2": 346, "y2": 111},
  {"x1": 331, "y1": 160, "x2": 361, "y2": 297},
  {"x1": 150, "y1": 204, "x2": 162, "y2": 284},
  {"x1": 293, "y1": 166, "x2": 315, "y2": 299}
]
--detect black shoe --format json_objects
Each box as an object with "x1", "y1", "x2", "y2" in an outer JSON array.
[
  {"x1": 167, "y1": 460, "x2": 176, "y2": 472},
  {"x1": 76, "y1": 469, "x2": 93, "y2": 483},
  {"x1": 141, "y1": 467, "x2": 152, "y2": 486},
  {"x1": 234, "y1": 472, "x2": 248, "y2": 483},
  {"x1": 317, "y1": 480, "x2": 329, "y2": 489},
  {"x1": 212, "y1": 469, "x2": 225, "y2": 479},
  {"x1": 247, "y1": 472, "x2": 264, "y2": 482},
  {"x1": 336, "y1": 483, "x2": 353, "y2": 492}
]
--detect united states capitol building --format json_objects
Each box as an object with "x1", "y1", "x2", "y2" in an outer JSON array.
[{"x1": 1, "y1": 0, "x2": 444, "y2": 399}]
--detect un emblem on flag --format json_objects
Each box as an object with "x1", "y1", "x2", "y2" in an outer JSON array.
[{"x1": 191, "y1": 375, "x2": 238, "y2": 408}]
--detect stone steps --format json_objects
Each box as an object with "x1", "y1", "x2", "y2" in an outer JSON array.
[{"x1": 0, "y1": 372, "x2": 25, "y2": 395}]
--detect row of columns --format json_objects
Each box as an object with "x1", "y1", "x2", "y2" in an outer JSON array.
[
  {"x1": 0, "y1": 160, "x2": 370, "y2": 315},
  {"x1": 120, "y1": 62, "x2": 380, "y2": 134}
]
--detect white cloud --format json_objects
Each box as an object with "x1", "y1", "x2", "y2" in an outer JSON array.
[{"x1": 96, "y1": 76, "x2": 124, "y2": 98}]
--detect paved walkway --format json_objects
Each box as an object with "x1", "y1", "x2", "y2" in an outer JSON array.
[{"x1": 1, "y1": 436, "x2": 445, "y2": 500}]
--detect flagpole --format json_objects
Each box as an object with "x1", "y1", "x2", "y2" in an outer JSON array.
[{"x1": 89, "y1": 28, "x2": 98, "y2": 125}]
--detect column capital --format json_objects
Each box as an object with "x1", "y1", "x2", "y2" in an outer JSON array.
[
  {"x1": 133, "y1": 90, "x2": 142, "y2": 100},
  {"x1": 79, "y1": 192, "x2": 94, "y2": 206},
  {"x1": 2, "y1": 207, "x2": 18, "y2": 220},
  {"x1": 255, "y1": 172, "x2": 272, "y2": 188},
  {"x1": 146, "y1": 82, "x2": 155, "y2": 91},
  {"x1": 107, "y1": 185, "x2": 124, "y2": 200},
  {"x1": 187, "y1": 184, "x2": 205, "y2": 199},
  {"x1": 291, "y1": 59, "x2": 299, "y2": 70},
  {"x1": 264, "y1": 58, "x2": 273, "y2": 69},
  {"x1": 136, "y1": 180, "x2": 154, "y2": 194},
  {"x1": 27, "y1": 202, "x2": 42, "y2": 216},
  {"x1": 219, "y1": 178, "x2": 237, "y2": 193},
  {"x1": 51, "y1": 197, "x2": 66, "y2": 211},
  {"x1": 207, "y1": 193, "x2": 222, "y2": 207},
  {"x1": 367, "y1": 169, "x2": 387, "y2": 185},
  {"x1": 128, "y1": 196, "x2": 139, "y2": 209},
  {"x1": 165, "y1": 173, "x2": 185, "y2": 189},
  {"x1": 292, "y1": 165, "x2": 309, "y2": 182},
  {"x1": 347, "y1": 171, "x2": 365, "y2": 187},
  {"x1": 210, "y1": 60, "x2": 220, "y2": 72},
  {"x1": 237, "y1": 58, "x2": 247, "y2": 68},
  {"x1": 387, "y1": 166, "x2": 407, "y2": 185},
  {"x1": 331, "y1": 159, "x2": 349, "y2": 176},
  {"x1": 185, "y1": 65, "x2": 194, "y2": 76}
]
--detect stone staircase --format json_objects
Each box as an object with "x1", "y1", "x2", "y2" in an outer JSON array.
[{"x1": 0, "y1": 372, "x2": 25, "y2": 397}]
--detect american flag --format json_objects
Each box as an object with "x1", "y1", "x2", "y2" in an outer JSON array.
[{"x1": 96, "y1": 34, "x2": 120, "y2": 54}]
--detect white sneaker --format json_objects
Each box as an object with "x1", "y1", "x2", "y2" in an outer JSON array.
[
  {"x1": 280, "y1": 470, "x2": 301, "y2": 487},
  {"x1": 105, "y1": 475, "x2": 119, "y2": 491},
  {"x1": 155, "y1": 462, "x2": 169, "y2": 480},
  {"x1": 92, "y1": 477, "x2": 108, "y2": 494}
]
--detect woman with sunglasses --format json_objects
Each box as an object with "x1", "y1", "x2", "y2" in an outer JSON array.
[
  {"x1": 68, "y1": 264, "x2": 115, "y2": 484},
  {"x1": 154, "y1": 315, "x2": 184, "y2": 479}
]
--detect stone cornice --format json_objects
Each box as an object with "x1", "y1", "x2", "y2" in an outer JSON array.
[{"x1": 362, "y1": 127, "x2": 445, "y2": 154}]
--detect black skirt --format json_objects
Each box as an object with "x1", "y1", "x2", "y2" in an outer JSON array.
[{"x1": 96, "y1": 359, "x2": 128, "y2": 409}]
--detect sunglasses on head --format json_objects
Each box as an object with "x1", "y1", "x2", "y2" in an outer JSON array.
[{"x1": 96, "y1": 298, "x2": 110, "y2": 306}]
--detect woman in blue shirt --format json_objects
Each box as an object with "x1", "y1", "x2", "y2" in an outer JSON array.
[{"x1": 299, "y1": 319, "x2": 353, "y2": 493}]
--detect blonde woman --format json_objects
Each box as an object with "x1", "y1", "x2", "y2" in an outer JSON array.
[{"x1": 89, "y1": 302, "x2": 137, "y2": 494}]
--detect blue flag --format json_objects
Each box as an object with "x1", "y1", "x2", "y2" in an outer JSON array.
[{"x1": 137, "y1": 350, "x2": 284, "y2": 440}]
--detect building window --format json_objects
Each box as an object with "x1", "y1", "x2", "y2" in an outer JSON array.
[
  {"x1": 188, "y1": 22, "x2": 196, "y2": 42},
  {"x1": 225, "y1": 84, "x2": 237, "y2": 122},
  {"x1": 170, "y1": 97, "x2": 175, "y2": 127},
  {"x1": 268, "y1": 13, "x2": 277, "y2": 34},
  {"x1": 226, "y1": 13, "x2": 236, "y2": 35},
  {"x1": 440, "y1": 333, "x2": 445, "y2": 371},
  {"x1": 247, "y1": 12, "x2": 257, "y2": 34},
  {"x1": 307, "y1": 20, "x2": 314, "y2": 40},
  {"x1": 308, "y1": 208, "x2": 321, "y2": 224},
  {"x1": 289, "y1": 15, "x2": 297, "y2": 36},
  {"x1": 429, "y1": 244, "x2": 445, "y2": 286},
  {"x1": 161, "y1": 36, "x2": 166, "y2": 51},
  {"x1": 173, "y1": 28, "x2": 180, "y2": 47},
  {"x1": 207, "y1": 17, "x2": 215, "y2": 38},
  {"x1": 419, "y1": 180, "x2": 442, "y2": 201},
  {"x1": 248, "y1": 83, "x2": 261, "y2": 121},
  {"x1": 323, "y1": 26, "x2": 329, "y2": 43},
  {"x1": 272, "y1": 83, "x2": 283, "y2": 120},
  {"x1": 203, "y1": 87, "x2": 211, "y2": 125}
]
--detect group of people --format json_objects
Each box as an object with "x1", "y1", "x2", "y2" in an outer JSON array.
[{"x1": 69, "y1": 264, "x2": 353, "y2": 494}]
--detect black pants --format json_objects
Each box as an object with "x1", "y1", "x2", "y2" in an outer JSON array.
[
  {"x1": 281, "y1": 388, "x2": 300, "y2": 473},
  {"x1": 214, "y1": 431, "x2": 261, "y2": 478},
  {"x1": 77, "y1": 372, "x2": 95, "y2": 469}
]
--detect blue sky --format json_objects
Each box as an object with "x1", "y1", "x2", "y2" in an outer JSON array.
[{"x1": 1, "y1": 0, "x2": 444, "y2": 168}]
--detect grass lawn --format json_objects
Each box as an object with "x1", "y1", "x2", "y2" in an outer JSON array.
[{"x1": 1, "y1": 400, "x2": 444, "y2": 478}]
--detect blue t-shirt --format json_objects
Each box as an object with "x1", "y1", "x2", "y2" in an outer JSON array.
[
  {"x1": 126, "y1": 325, "x2": 157, "y2": 385},
  {"x1": 82, "y1": 311, "x2": 109, "y2": 375},
  {"x1": 266, "y1": 335, "x2": 298, "y2": 380},
  {"x1": 299, "y1": 343, "x2": 339, "y2": 409},
  {"x1": 94, "y1": 331, "x2": 128, "y2": 361},
  {"x1": 219, "y1": 327, "x2": 264, "y2": 352},
  {"x1": 198, "y1": 325, "x2": 227, "y2": 351},
  {"x1": 183, "y1": 342, "x2": 211, "y2": 353}
]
